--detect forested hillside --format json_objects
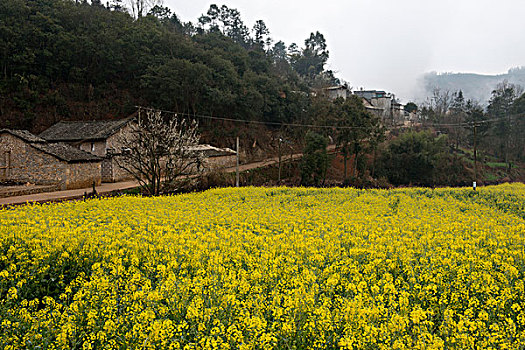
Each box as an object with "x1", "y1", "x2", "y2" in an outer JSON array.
[
  {"x1": 0, "y1": 0, "x2": 337, "y2": 138},
  {"x1": 2, "y1": 0, "x2": 524, "y2": 187}
]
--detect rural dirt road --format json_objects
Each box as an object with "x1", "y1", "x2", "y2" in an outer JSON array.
[{"x1": 0, "y1": 145, "x2": 337, "y2": 206}]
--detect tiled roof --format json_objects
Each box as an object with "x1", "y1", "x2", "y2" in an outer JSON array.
[
  {"x1": 324, "y1": 85, "x2": 348, "y2": 91},
  {"x1": 188, "y1": 144, "x2": 237, "y2": 157},
  {"x1": 0, "y1": 129, "x2": 46, "y2": 143},
  {"x1": 39, "y1": 117, "x2": 134, "y2": 142},
  {"x1": 31, "y1": 143, "x2": 101, "y2": 163},
  {"x1": 1, "y1": 129, "x2": 101, "y2": 163}
]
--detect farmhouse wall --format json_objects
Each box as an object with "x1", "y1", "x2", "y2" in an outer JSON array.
[
  {"x1": 66, "y1": 162, "x2": 101, "y2": 189},
  {"x1": 72, "y1": 124, "x2": 134, "y2": 182},
  {"x1": 111, "y1": 157, "x2": 132, "y2": 182},
  {"x1": 79, "y1": 141, "x2": 106, "y2": 157},
  {"x1": 370, "y1": 97, "x2": 392, "y2": 120},
  {"x1": 326, "y1": 88, "x2": 349, "y2": 100},
  {"x1": 0, "y1": 133, "x2": 66, "y2": 185},
  {"x1": 106, "y1": 124, "x2": 133, "y2": 152},
  {"x1": 206, "y1": 155, "x2": 237, "y2": 169},
  {"x1": 101, "y1": 158, "x2": 112, "y2": 182},
  {"x1": 1, "y1": 132, "x2": 102, "y2": 190},
  {"x1": 102, "y1": 156, "x2": 132, "y2": 182},
  {"x1": 104, "y1": 125, "x2": 135, "y2": 182}
]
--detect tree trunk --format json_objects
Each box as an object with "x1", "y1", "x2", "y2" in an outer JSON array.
[
  {"x1": 343, "y1": 153, "x2": 348, "y2": 181},
  {"x1": 371, "y1": 147, "x2": 377, "y2": 178},
  {"x1": 353, "y1": 151, "x2": 359, "y2": 178}
]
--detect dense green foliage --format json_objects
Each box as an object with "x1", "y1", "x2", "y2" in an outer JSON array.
[
  {"x1": 331, "y1": 95, "x2": 383, "y2": 180},
  {"x1": 377, "y1": 131, "x2": 470, "y2": 186},
  {"x1": 0, "y1": 0, "x2": 335, "y2": 136},
  {"x1": 486, "y1": 83, "x2": 525, "y2": 165},
  {"x1": 300, "y1": 131, "x2": 329, "y2": 186},
  {"x1": 1, "y1": 0, "x2": 519, "y2": 187},
  {"x1": 404, "y1": 102, "x2": 417, "y2": 113},
  {"x1": 420, "y1": 85, "x2": 525, "y2": 175}
]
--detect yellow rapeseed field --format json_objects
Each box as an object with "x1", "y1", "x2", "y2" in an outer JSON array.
[{"x1": 1, "y1": 183, "x2": 525, "y2": 349}]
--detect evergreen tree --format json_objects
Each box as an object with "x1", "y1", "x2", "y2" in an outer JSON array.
[
  {"x1": 332, "y1": 95, "x2": 383, "y2": 180},
  {"x1": 487, "y1": 81, "x2": 523, "y2": 167},
  {"x1": 301, "y1": 131, "x2": 329, "y2": 186}
]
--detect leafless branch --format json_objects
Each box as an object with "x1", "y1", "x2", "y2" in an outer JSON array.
[{"x1": 115, "y1": 110, "x2": 205, "y2": 195}]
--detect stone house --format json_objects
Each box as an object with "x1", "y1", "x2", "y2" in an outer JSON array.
[
  {"x1": 189, "y1": 144, "x2": 237, "y2": 170},
  {"x1": 322, "y1": 85, "x2": 351, "y2": 100},
  {"x1": 353, "y1": 90, "x2": 412, "y2": 126},
  {"x1": 0, "y1": 129, "x2": 101, "y2": 190},
  {"x1": 360, "y1": 98, "x2": 384, "y2": 118},
  {"x1": 391, "y1": 98, "x2": 406, "y2": 126},
  {"x1": 353, "y1": 90, "x2": 393, "y2": 122},
  {"x1": 39, "y1": 118, "x2": 135, "y2": 182}
]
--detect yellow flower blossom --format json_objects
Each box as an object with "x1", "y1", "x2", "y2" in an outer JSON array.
[{"x1": 0, "y1": 183, "x2": 524, "y2": 348}]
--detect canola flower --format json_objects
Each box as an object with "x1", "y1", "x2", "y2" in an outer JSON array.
[{"x1": 1, "y1": 183, "x2": 525, "y2": 349}]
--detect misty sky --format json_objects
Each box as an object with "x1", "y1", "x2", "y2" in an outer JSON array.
[{"x1": 163, "y1": 0, "x2": 525, "y2": 101}]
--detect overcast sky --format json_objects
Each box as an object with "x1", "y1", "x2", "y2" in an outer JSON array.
[{"x1": 163, "y1": 0, "x2": 525, "y2": 101}]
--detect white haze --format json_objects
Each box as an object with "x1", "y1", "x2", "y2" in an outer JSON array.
[{"x1": 164, "y1": 0, "x2": 525, "y2": 102}]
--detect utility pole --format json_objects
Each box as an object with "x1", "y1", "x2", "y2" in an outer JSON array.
[
  {"x1": 236, "y1": 136, "x2": 240, "y2": 187},
  {"x1": 506, "y1": 111, "x2": 511, "y2": 171},
  {"x1": 278, "y1": 138, "x2": 282, "y2": 184},
  {"x1": 473, "y1": 122, "x2": 478, "y2": 184}
]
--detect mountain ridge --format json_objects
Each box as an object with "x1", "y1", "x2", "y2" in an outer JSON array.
[{"x1": 420, "y1": 67, "x2": 525, "y2": 104}]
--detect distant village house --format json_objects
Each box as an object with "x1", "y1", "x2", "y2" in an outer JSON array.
[
  {"x1": 322, "y1": 86, "x2": 412, "y2": 126},
  {"x1": 322, "y1": 85, "x2": 351, "y2": 100}
]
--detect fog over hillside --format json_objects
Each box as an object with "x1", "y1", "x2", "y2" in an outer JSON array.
[{"x1": 417, "y1": 67, "x2": 525, "y2": 105}]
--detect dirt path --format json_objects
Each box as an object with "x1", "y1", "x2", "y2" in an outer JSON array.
[
  {"x1": 0, "y1": 180, "x2": 140, "y2": 206},
  {"x1": 225, "y1": 144, "x2": 337, "y2": 173},
  {"x1": 0, "y1": 145, "x2": 337, "y2": 206}
]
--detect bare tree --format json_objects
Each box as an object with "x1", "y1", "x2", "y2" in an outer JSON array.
[
  {"x1": 420, "y1": 87, "x2": 453, "y2": 123},
  {"x1": 126, "y1": 0, "x2": 162, "y2": 18},
  {"x1": 115, "y1": 109, "x2": 205, "y2": 195}
]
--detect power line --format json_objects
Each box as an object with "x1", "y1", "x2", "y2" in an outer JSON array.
[
  {"x1": 137, "y1": 106, "x2": 383, "y2": 130},
  {"x1": 136, "y1": 106, "x2": 524, "y2": 131},
  {"x1": 423, "y1": 114, "x2": 524, "y2": 128}
]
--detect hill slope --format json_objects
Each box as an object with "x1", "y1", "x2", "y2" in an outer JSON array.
[{"x1": 421, "y1": 67, "x2": 525, "y2": 103}]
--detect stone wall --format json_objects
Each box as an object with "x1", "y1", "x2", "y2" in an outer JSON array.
[
  {"x1": 106, "y1": 125, "x2": 133, "y2": 153},
  {"x1": 104, "y1": 126, "x2": 135, "y2": 182},
  {"x1": 102, "y1": 156, "x2": 132, "y2": 182},
  {"x1": 111, "y1": 156, "x2": 132, "y2": 182},
  {"x1": 0, "y1": 184, "x2": 59, "y2": 198},
  {"x1": 206, "y1": 155, "x2": 237, "y2": 169},
  {"x1": 0, "y1": 149, "x2": 8, "y2": 181},
  {"x1": 370, "y1": 97, "x2": 393, "y2": 121},
  {"x1": 0, "y1": 133, "x2": 67, "y2": 186},
  {"x1": 326, "y1": 88, "x2": 350, "y2": 100},
  {"x1": 61, "y1": 125, "x2": 134, "y2": 183},
  {"x1": 101, "y1": 158, "x2": 112, "y2": 182},
  {"x1": 79, "y1": 141, "x2": 107, "y2": 157},
  {"x1": 0, "y1": 132, "x2": 102, "y2": 190},
  {"x1": 66, "y1": 162, "x2": 101, "y2": 189}
]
